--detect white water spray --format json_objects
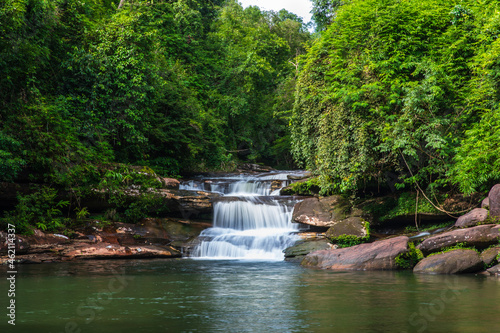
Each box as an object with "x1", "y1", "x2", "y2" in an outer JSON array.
[{"x1": 189, "y1": 172, "x2": 305, "y2": 260}]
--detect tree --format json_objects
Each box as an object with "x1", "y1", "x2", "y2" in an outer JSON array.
[
  {"x1": 310, "y1": 0, "x2": 342, "y2": 32},
  {"x1": 292, "y1": 0, "x2": 492, "y2": 195}
]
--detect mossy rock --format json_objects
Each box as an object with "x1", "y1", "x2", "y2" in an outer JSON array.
[
  {"x1": 284, "y1": 240, "x2": 331, "y2": 262},
  {"x1": 325, "y1": 217, "x2": 368, "y2": 239},
  {"x1": 280, "y1": 177, "x2": 320, "y2": 196},
  {"x1": 414, "y1": 249, "x2": 483, "y2": 274},
  {"x1": 292, "y1": 195, "x2": 351, "y2": 227},
  {"x1": 481, "y1": 246, "x2": 500, "y2": 267}
]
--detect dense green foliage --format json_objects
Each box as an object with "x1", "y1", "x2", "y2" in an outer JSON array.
[
  {"x1": 0, "y1": 0, "x2": 309, "y2": 181},
  {"x1": 395, "y1": 242, "x2": 424, "y2": 269},
  {"x1": 4, "y1": 0, "x2": 500, "y2": 235},
  {"x1": 361, "y1": 192, "x2": 440, "y2": 222},
  {"x1": 0, "y1": 0, "x2": 310, "y2": 232},
  {"x1": 3, "y1": 186, "x2": 70, "y2": 234},
  {"x1": 292, "y1": 0, "x2": 500, "y2": 196},
  {"x1": 280, "y1": 177, "x2": 321, "y2": 195}
]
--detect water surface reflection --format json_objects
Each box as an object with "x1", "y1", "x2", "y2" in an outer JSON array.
[{"x1": 0, "y1": 259, "x2": 498, "y2": 332}]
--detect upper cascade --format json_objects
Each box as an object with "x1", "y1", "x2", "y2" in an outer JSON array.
[{"x1": 179, "y1": 170, "x2": 308, "y2": 196}]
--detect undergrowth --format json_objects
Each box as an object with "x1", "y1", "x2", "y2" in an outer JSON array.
[{"x1": 395, "y1": 242, "x2": 424, "y2": 269}]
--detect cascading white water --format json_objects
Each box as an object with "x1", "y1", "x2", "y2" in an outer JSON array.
[
  {"x1": 179, "y1": 171, "x2": 305, "y2": 195},
  {"x1": 188, "y1": 172, "x2": 305, "y2": 260},
  {"x1": 227, "y1": 181, "x2": 271, "y2": 196}
]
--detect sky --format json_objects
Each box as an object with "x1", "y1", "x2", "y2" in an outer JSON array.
[{"x1": 238, "y1": 0, "x2": 313, "y2": 24}]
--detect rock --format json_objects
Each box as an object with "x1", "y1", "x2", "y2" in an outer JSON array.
[
  {"x1": 417, "y1": 224, "x2": 500, "y2": 255},
  {"x1": 481, "y1": 197, "x2": 490, "y2": 209},
  {"x1": 455, "y1": 208, "x2": 488, "y2": 228},
  {"x1": 280, "y1": 177, "x2": 320, "y2": 196},
  {"x1": 158, "y1": 177, "x2": 180, "y2": 190},
  {"x1": 237, "y1": 163, "x2": 273, "y2": 172},
  {"x1": 61, "y1": 243, "x2": 181, "y2": 260},
  {"x1": 19, "y1": 230, "x2": 73, "y2": 252},
  {"x1": 296, "y1": 232, "x2": 326, "y2": 241},
  {"x1": 138, "y1": 218, "x2": 211, "y2": 243},
  {"x1": 413, "y1": 249, "x2": 484, "y2": 274},
  {"x1": 292, "y1": 196, "x2": 351, "y2": 228},
  {"x1": 284, "y1": 240, "x2": 332, "y2": 262},
  {"x1": 0, "y1": 232, "x2": 31, "y2": 255},
  {"x1": 271, "y1": 180, "x2": 282, "y2": 193},
  {"x1": 157, "y1": 189, "x2": 221, "y2": 219},
  {"x1": 325, "y1": 217, "x2": 368, "y2": 239},
  {"x1": 487, "y1": 264, "x2": 500, "y2": 276},
  {"x1": 88, "y1": 218, "x2": 210, "y2": 248},
  {"x1": 287, "y1": 171, "x2": 312, "y2": 180},
  {"x1": 2, "y1": 239, "x2": 181, "y2": 264},
  {"x1": 481, "y1": 246, "x2": 500, "y2": 266},
  {"x1": 301, "y1": 236, "x2": 409, "y2": 270},
  {"x1": 489, "y1": 184, "x2": 500, "y2": 217}
]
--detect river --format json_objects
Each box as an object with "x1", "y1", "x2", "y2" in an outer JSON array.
[{"x1": 1, "y1": 259, "x2": 499, "y2": 332}]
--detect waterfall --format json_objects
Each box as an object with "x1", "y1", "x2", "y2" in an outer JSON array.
[{"x1": 188, "y1": 171, "x2": 305, "y2": 260}]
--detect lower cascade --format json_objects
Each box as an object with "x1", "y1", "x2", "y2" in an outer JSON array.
[{"x1": 187, "y1": 172, "x2": 304, "y2": 260}]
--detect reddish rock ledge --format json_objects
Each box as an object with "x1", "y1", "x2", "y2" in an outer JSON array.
[{"x1": 301, "y1": 236, "x2": 409, "y2": 271}]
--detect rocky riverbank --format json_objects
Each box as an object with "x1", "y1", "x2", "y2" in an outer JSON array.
[
  {"x1": 0, "y1": 167, "x2": 309, "y2": 264},
  {"x1": 0, "y1": 217, "x2": 212, "y2": 264},
  {"x1": 290, "y1": 184, "x2": 500, "y2": 277},
  {"x1": 2, "y1": 167, "x2": 500, "y2": 278}
]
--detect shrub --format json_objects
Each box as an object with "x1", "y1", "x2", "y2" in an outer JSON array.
[
  {"x1": 1, "y1": 186, "x2": 69, "y2": 234},
  {"x1": 329, "y1": 222, "x2": 371, "y2": 248},
  {"x1": 395, "y1": 242, "x2": 424, "y2": 269}
]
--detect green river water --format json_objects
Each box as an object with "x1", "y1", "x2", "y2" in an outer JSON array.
[{"x1": 1, "y1": 259, "x2": 499, "y2": 333}]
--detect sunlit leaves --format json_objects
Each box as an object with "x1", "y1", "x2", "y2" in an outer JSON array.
[{"x1": 292, "y1": 0, "x2": 500, "y2": 195}]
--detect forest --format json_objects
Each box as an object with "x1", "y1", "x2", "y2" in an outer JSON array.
[{"x1": 1, "y1": 0, "x2": 500, "y2": 232}]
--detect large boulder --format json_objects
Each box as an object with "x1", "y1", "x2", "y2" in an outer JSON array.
[
  {"x1": 489, "y1": 184, "x2": 500, "y2": 218},
  {"x1": 413, "y1": 249, "x2": 483, "y2": 274},
  {"x1": 158, "y1": 189, "x2": 221, "y2": 219},
  {"x1": 158, "y1": 177, "x2": 180, "y2": 190},
  {"x1": 301, "y1": 236, "x2": 409, "y2": 270},
  {"x1": 455, "y1": 208, "x2": 488, "y2": 228},
  {"x1": 292, "y1": 196, "x2": 351, "y2": 228},
  {"x1": 284, "y1": 240, "x2": 332, "y2": 262},
  {"x1": 61, "y1": 243, "x2": 181, "y2": 260},
  {"x1": 487, "y1": 264, "x2": 500, "y2": 276},
  {"x1": 325, "y1": 217, "x2": 368, "y2": 239},
  {"x1": 417, "y1": 224, "x2": 500, "y2": 255},
  {"x1": 481, "y1": 246, "x2": 500, "y2": 267},
  {"x1": 138, "y1": 218, "x2": 210, "y2": 246},
  {"x1": 481, "y1": 197, "x2": 490, "y2": 209}
]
